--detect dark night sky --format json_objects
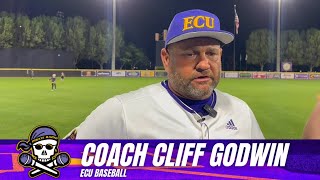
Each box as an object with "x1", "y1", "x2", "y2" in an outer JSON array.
[{"x1": 1, "y1": 0, "x2": 320, "y2": 68}]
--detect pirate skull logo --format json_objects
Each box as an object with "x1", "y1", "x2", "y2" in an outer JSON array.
[
  {"x1": 32, "y1": 139, "x2": 58, "y2": 162},
  {"x1": 16, "y1": 126, "x2": 70, "y2": 178}
]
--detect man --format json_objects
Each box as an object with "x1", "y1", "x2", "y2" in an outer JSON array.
[
  {"x1": 49, "y1": 74, "x2": 57, "y2": 91},
  {"x1": 65, "y1": 9, "x2": 264, "y2": 139},
  {"x1": 31, "y1": 69, "x2": 34, "y2": 80},
  {"x1": 61, "y1": 72, "x2": 65, "y2": 81},
  {"x1": 303, "y1": 95, "x2": 320, "y2": 139}
]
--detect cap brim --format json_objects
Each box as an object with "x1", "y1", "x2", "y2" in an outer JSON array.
[{"x1": 166, "y1": 30, "x2": 234, "y2": 46}]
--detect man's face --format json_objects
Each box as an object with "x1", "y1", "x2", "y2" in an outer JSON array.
[{"x1": 161, "y1": 37, "x2": 222, "y2": 100}]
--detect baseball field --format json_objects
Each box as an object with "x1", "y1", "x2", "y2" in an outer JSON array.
[{"x1": 0, "y1": 77, "x2": 318, "y2": 139}]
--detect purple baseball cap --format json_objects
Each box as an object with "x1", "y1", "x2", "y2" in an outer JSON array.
[{"x1": 165, "y1": 9, "x2": 234, "y2": 47}]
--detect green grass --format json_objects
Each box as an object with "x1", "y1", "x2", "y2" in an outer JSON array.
[{"x1": 0, "y1": 77, "x2": 318, "y2": 139}]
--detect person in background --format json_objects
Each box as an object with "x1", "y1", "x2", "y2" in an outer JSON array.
[
  {"x1": 49, "y1": 74, "x2": 57, "y2": 91},
  {"x1": 61, "y1": 72, "x2": 65, "y2": 81},
  {"x1": 31, "y1": 69, "x2": 34, "y2": 80}
]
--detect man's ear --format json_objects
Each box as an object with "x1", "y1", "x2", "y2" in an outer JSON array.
[
  {"x1": 161, "y1": 48, "x2": 170, "y2": 72},
  {"x1": 220, "y1": 48, "x2": 223, "y2": 56}
]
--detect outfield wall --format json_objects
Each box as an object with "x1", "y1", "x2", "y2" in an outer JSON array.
[
  {"x1": 0, "y1": 48, "x2": 74, "y2": 69},
  {"x1": 0, "y1": 68, "x2": 319, "y2": 80}
]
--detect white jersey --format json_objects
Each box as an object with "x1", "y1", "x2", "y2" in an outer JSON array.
[{"x1": 65, "y1": 82, "x2": 264, "y2": 139}]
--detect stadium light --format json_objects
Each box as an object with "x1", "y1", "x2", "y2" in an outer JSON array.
[
  {"x1": 276, "y1": 0, "x2": 281, "y2": 72},
  {"x1": 111, "y1": 0, "x2": 116, "y2": 70}
]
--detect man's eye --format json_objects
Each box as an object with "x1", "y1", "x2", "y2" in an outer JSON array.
[
  {"x1": 184, "y1": 54, "x2": 197, "y2": 60},
  {"x1": 186, "y1": 53, "x2": 195, "y2": 57},
  {"x1": 207, "y1": 51, "x2": 218, "y2": 56},
  {"x1": 181, "y1": 52, "x2": 196, "y2": 57}
]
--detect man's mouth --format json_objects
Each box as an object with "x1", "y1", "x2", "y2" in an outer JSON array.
[
  {"x1": 196, "y1": 76, "x2": 209, "y2": 79},
  {"x1": 193, "y1": 76, "x2": 211, "y2": 82}
]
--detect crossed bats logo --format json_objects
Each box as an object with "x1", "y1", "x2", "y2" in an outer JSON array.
[{"x1": 16, "y1": 125, "x2": 71, "y2": 178}]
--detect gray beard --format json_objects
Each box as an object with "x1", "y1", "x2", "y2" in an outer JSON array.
[{"x1": 168, "y1": 71, "x2": 214, "y2": 100}]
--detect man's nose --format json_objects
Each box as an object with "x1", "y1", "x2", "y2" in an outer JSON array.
[{"x1": 196, "y1": 54, "x2": 210, "y2": 71}]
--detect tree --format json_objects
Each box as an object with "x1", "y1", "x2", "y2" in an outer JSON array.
[
  {"x1": 281, "y1": 30, "x2": 300, "y2": 62},
  {"x1": 15, "y1": 14, "x2": 31, "y2": 48},
  {"x1": 29, "y1": 16, "x2": 45, "y2": 48},
  {"x1": 65, "y1": 16, "x2": 88, "y2": 67},
  {"x1": 0, "y1": 12, "x2": 131, "y2": 69},
  {"x1": 43, "y1": 16, "x2": 64, "y2": 49},
  {"x1": 134, "y1": 48, "x2": 150, "y2": 69},
  {"x1": 120, "y1": 43, "x2": 136, "y2": 69},
  {"x1": 86, "y1": 20, "x2": 125, "y2": 69},
  {"x1": 304, "y1": 28, "x2": 320, "y2": 72},
  {"x1": 0, "y1": 12, "x2": 14, "y2": 48},
  {"x1": 246, "y1": 29, "x2": 275, "y2": 71},
  {"x1": 120, "y1": 42, "x2": 149, "y2": 70},
  {"x1": 95, "y1": 20, "x2": 112, "y2": 69},
  {"x1": 287, "y1": 31, "x2": 305, "y2": 69},
  {"x1": 115, "y1": 26, "x2": 125, "y2": 59},
  {"x1": 86, "y1": 20, "x2": 112, "y2": 69},
  {"x1": 86, "y1": 26, "x2": 98, "y2": 64}
]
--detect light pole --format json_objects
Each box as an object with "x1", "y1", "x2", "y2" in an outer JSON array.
[
  {"x1": 111, "y1": 0, "x2": 116, "y2": 70},
  {"x1": 276, "y1": 0, "x2": 281, "y2": 72}
]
